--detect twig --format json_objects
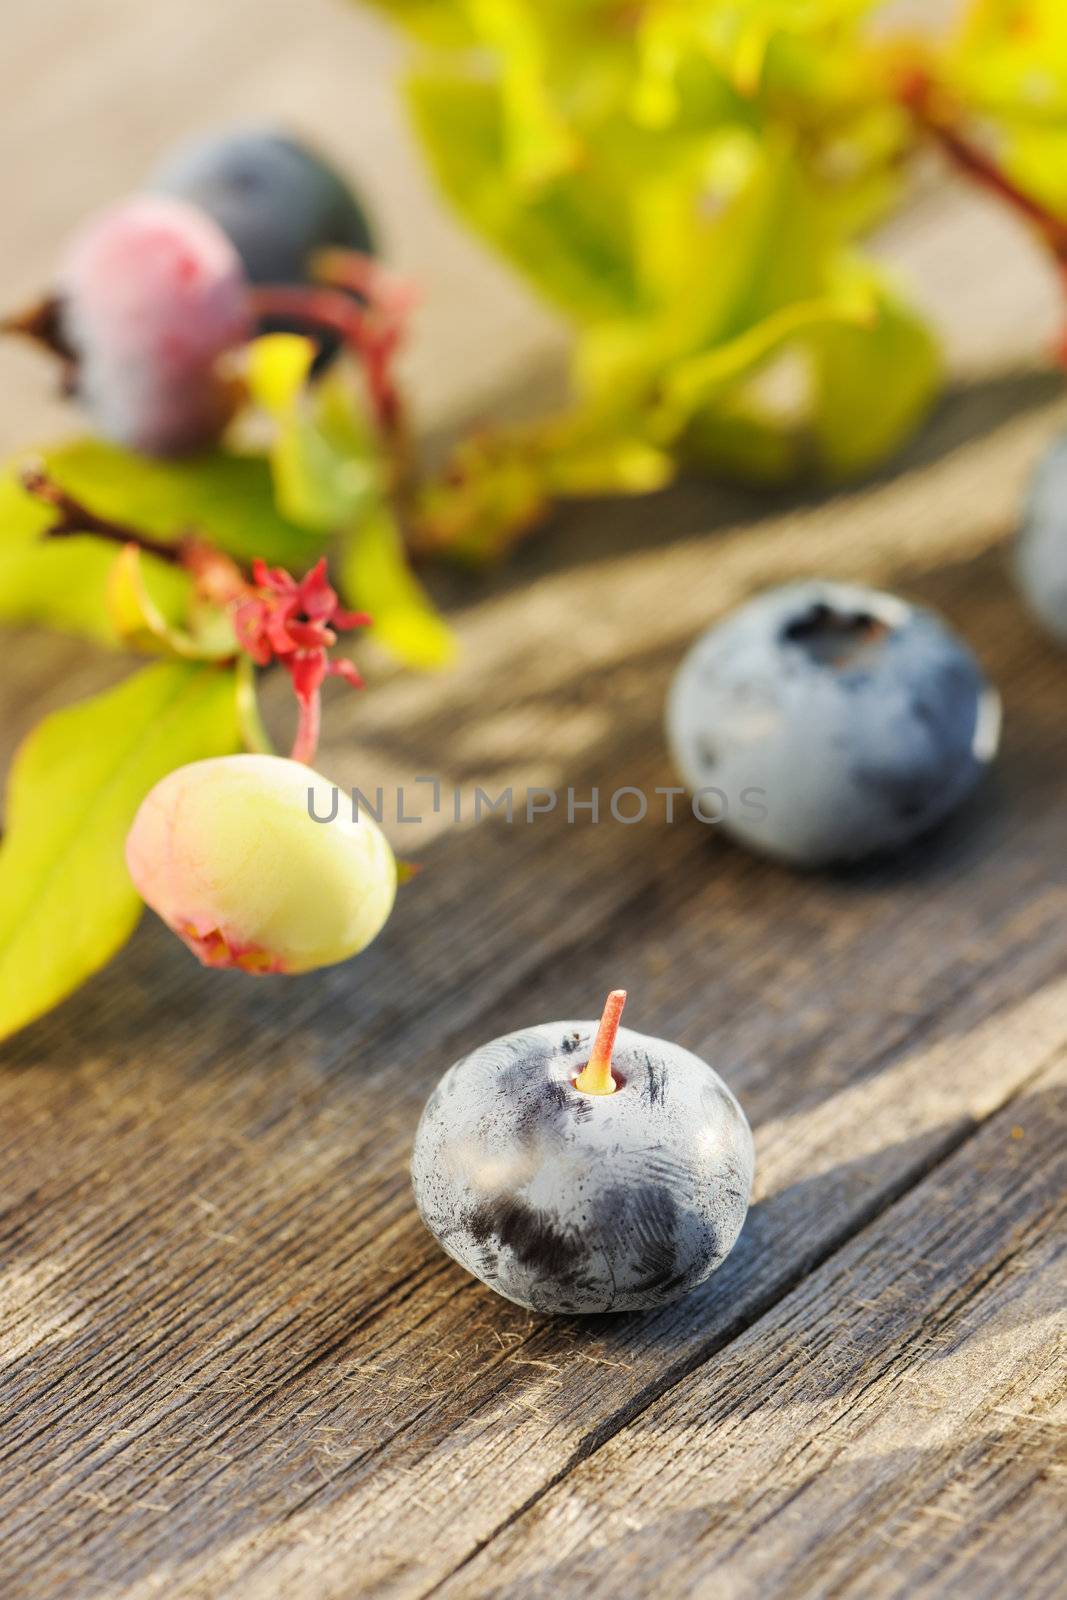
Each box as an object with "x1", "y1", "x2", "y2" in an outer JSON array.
[
  {"x1": 901, "y1": 68, "x2": 1067, "y2": 266},
  {"x1": 20, "y1": 465, "x2": 186, "y2": 564},
  {"x1": 2, "y1": 295, "x2": 75, "y2": 362}
]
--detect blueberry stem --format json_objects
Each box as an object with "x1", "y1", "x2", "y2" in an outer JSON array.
[{"x1": 575, "y1": 989, "x2": 627, "y2": 1096}]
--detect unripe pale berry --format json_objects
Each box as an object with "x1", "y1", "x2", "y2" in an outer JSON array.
[
  {"x1": 149, "y1": 129, "x2": 374, "y2": 288},
  {"x1": 126, "y1": 754, "x2": 395, "y2": 974},
  {"x1": 59, "y1": 195, "x2": 252, "y2": 456}
]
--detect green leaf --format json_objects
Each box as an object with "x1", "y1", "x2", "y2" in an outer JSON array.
[
  {"x1": 413, "y1": 430, "x2": 549, "y2": 565},
  {"x1": 681, "y1": 400, "x2": 804, "y2": 485},
  {"x1": 412, "y1": 406, "x2": 674, "y2": 565},
  {"x1": 0, "y1": 469, "x2": 189, "y2": 646},
  {"x1": 370, "y1": 0, "x2": 946, "y2": 531},
  {"x1": 684, "y1": 135, "x2": 830, "y2": 347},
  {"x1": 0, "y1": 661, "x2": 240, "y2": 1042},
  {"x1": 543, "y1": 431, "x2": 675, "y2": 497},
  {"x1": 807, "y1": 277, "x2": 941, "y2": 478},
  {"x1": 339, "y1": 502, "x2": 455, "y2": 669},
  {"x1": 2, "y1": 438, "x2": 319, "y2": 561},
  {"x1": 573, "y1": 137, "x2": 853, "y2": 417},
  {"x1": 406, "y1": 73, "x2": 641, "y2": 321},
  {"x1": 0, "y1": 439, "x2": 322, "y2": 644},
  {"x1": 947, "y1": 0, "x2": 1067, "y2": 123},
  {"x1": 249, "y1": 335, "x2": 454, "y2": 659},
  {"x1": 248, "y1": 335, "x2": 381, "y2": 531},
  {"x1": 362, "y1": 0, "x2": 479, "y2": 48},
  {"x1": 660, "y1": 287, "x2": 877, "y2": 429},
  {"x1": 943, "y1": 2, "x2": 1067, "y2": 206},
  {"x1": 105, "y1": 545, "x2": 236, "y2": 660},
  {"x1": 475, "y1": 0, "x2": 581, "y2": 187}
]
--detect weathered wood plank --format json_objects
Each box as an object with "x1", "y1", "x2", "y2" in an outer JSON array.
[
  {"x1": 435, "y1": 1059, "x2": 1067, "y2": 1600},
  {"x1": 128, "y1": 746, "x2": 1067, "y2": 1595},
  {"x1": 2, "y1": 5, "x2": 1067, "y2": 1598},
  {"x1": 2, "y1": 390, "x2": 1067, "y2": 1599}
]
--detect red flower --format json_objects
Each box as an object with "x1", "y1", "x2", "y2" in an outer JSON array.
[{"x1": 232, "y1": 557, "x2": 370, "y2": 764}]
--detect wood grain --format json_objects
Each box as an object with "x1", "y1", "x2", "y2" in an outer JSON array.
[
  {"x1": 2, "y1": 4, "x2": 1066, "y2": 1598},
  {"x1": 440, "y1": 1055, "x2": 1067, "y2": 1600},
  {"x1": 3, "y1": 388, "x2": 1067, "y2": 1598}
]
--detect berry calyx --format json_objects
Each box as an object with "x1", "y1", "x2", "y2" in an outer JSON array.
[
  {"x1": 574, "y1": 989, "x2": 627, "y2": 1096},
  {"x1": 233, "y1": 557, "x2": 370, "y2": 765}
]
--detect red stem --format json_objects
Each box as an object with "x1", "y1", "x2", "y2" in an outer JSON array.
[
  {"x1": 249, "y1": 284, "x2": 405, "y2": 439},
  {"x1": 900, "y1": 68, "x2": 1067, "y2": 357},
  {"x1": 290, "y1": 692, "x2": 322, "y2": 766},
  {"x1": 311, "y1": 248, "x2": 420, "y2": 320},
  {"x1": 902, "y1": 69, "x2": 1067, "y2": 263}
]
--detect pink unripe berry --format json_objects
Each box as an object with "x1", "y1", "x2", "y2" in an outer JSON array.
[
  {"x1": 126, "y1": 754, "x2": 396, "y2": 974},
  {"x1": 59, "y1": 196, "x2": 252, "y2": 455}
]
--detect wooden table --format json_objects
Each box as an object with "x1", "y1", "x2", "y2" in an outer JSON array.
[{"x1": 1, "y1": 5, "x2": 1064, "y2": 1597}]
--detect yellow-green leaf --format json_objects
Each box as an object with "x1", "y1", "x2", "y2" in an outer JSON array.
[
  {"x1": 0, "y1": 661, "x2": 240, "y2": 1042},
  {"x1": 248, "y1": 335, "x2": 381, "y2": 531},
  {"x1": 1, "y1": 438, "x2": 318, "y2": 561},
  {"x1": 362, "y1": 0, "x2": 478, "y2": 48},
  {"x1": 661, "y1": 288, "x2": 876, "y2": 430},
  {"x1": 0, "y1": 467, "x2": 189, "y2": 646},
  {"x1": 544, "y1": 432, "x2": 675, "y2": 497},
  {"x1": 234, "y1": 654, "x2": 275, "y2": 755},
  {"x1": 807, "y1": 279, "x2": 941, "y2": 478},
  {"x1": 106, "y1": 545, "x2": 236, "y2": 659},
  {"x1": 406, "y1": 73, "x2": 640, "y2": 321},
  {"x1": 681, "y1": 400, "x2": 804, "y2": 485},
  {"x1": 339, "y1": 503, "x2": 455, "y2": 670},
  {"x1": 0, "y1": 438, "x2": 322, "y2": 644}
]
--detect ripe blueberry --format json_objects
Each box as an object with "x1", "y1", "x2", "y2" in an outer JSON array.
[
  {"x1": 666, "y1": 580, "x2": 1000, "y2": 867},
  {"x1": 412, "y1": 992, "x2": 754, "y2": 1314},
  {"x1": 149, "y1": 129, "x2": 374, "y2": 289},
  {"x1": 1016, "y1": 434, "x2": 1067, "y2": 644}
]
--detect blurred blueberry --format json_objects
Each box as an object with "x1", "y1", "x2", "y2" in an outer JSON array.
[
  {"x1": 150, "y1": 127, "x2": 374, "y2": 287},
  {"x1": 1017, "y1": 434, "x2": 1067, "y2": 644},
  {"x1": 666, "y1": 580, "x2": 1000, "y2": 867}
]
